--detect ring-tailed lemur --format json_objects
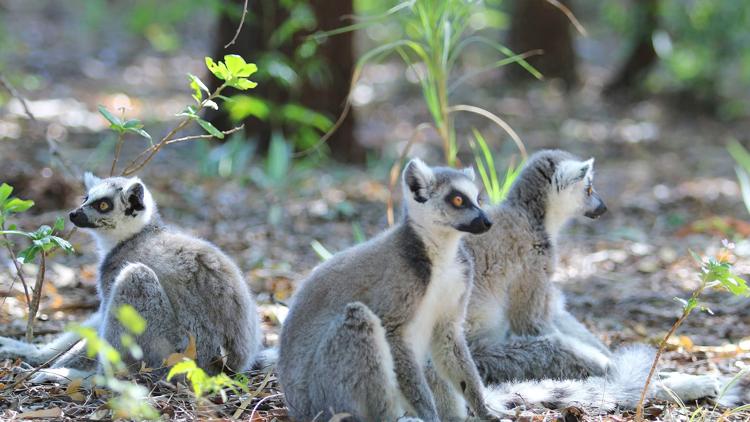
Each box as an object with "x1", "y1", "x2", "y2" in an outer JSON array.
[
  {"x1": 0, "y1": 173, "x2": 262, "y2": 383},
  {"x1": 278, "y1": 159, "x2": 496, "y2": 422},
  {"x1": 462, "y1": 150, "x2": 744, "y2": 412}
]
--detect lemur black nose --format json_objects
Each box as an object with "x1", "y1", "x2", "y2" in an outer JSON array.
[
  {"x1": 481, "y1": 215, "x2": 493, "y2": 229},
  {"x1": 68, "y1": 210, "x2": 77, "y2": 221}
]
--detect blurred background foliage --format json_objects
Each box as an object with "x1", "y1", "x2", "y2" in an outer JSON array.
[{"x1": 1, "y1": 0, "x2": 749, "y2": 181}]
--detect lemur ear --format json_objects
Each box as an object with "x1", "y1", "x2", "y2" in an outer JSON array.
[
  {"x1": 462, "y1": 167, "x2": 476, "y2": 181},
  {"x1": 124, "y1": 181, "x2": 146, "y2": 216},
  {"x1": 83, "y1": 172, "x2": 102, "y2": 190},
  {"x1": 403, "y1": 158, "x2": 435, "y2": 203}
]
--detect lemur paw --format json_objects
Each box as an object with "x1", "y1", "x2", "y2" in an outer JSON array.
[
  {"x1": 658, "y1": 372, "x2": 722, "y2": 401},
  {"x1": 0, "y1": 336, "x2": 39, "y2": 362},
  {"x1": 29, "y1": 368, "x2": 94, "y2": 386}
]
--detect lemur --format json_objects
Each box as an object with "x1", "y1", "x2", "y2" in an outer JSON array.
[
  {"x1": 0, "y1": 173, "x2": 261, "y2": 383},
  {"x1": 278, "y1": 159, "x2": 496, "y2": 422},
  {"x1": 463, "y1": 150, "x2": 741, "y2": 412}
]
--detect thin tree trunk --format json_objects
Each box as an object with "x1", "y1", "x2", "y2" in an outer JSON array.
[
  {"x1": 208, "y1": 0, "x2": 362, "y2": 162},
  {"x1": 604, "y1": 0, "x2": 660, "y2": 94},
  {"x1": 506, "y1": 0, "x2": 578, "y2": 88}
]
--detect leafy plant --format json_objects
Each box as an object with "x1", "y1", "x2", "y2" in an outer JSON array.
[
  {"x1": 728, "y1": 140, "x2": 750, "y2": 215},
  {"x1": 0, "y1": 183, "x2": 74, "y2": 341},
  {"x1": 634, "y1": 241, "x2": 750, "y2": 421},
  {"x1": 167, "y1": 358, "x2": 248, "y2": 402},
  {"x1": 316, "y1": 0, "x2": 533, "y2": 166},
  {"x1": 100, "y1": 54, "x2": 258, "y2": 177},
  {"x1": 71, "y1": 304, "x2": 158, "y2": 420},
  {"x1": 469, "y1": 129, "x2": 523, "y2": 205}
]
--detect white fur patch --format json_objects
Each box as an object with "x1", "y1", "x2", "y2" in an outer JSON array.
[{"x1": 403, "y1": 241, "x2": 466, "y2": 365}]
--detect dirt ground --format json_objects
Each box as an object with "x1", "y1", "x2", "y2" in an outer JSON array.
[{"x1": 1, "y1": 4, "x2": 749, "y2": 420}]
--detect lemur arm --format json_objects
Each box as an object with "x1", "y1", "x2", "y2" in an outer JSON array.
[
  {"x1": 386, "y1": 331, "x2": 440, "y2": 422},
  {"x1": 505, "y1": 268, "x2": 554, "y2": 336},
  {"x1": 553, "y1": 309, "x2": 612, "y2": 356},
  {"x1": 430, "y1": 319, "x2": 493, "y2": 419}
]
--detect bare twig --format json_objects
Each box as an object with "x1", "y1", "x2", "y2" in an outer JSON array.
[
  {"x1": 386, "y1": 122, "x2": 432, "y2": 226},
  {"x1": 224, "y1": 0, "x2": 249, "y2": 49},
  {"x1": 0, "y1": 74, "x2": 36, "y2": 122},
  {"x1": 1, "y1": 232, "x2": 31, "y2": 307},
  {"x1": 165, "y1": 125, "x2": 244, "y2": 145},
  {"x1": 545, "y1": 0, "x2": 588, "y2": 37},
  {"x1": 635, "y1": 285, "x2": 705, "y2": 421},
  {"x1": 6, "y1": 337, "x2": 84, "y2": 390},
  {"x1": 110, "y1": 132, "x2": 126, "y2": 177},
  {"x1": 0, "y1": 73, "x2": 80, "y2": 178},
  {"x1": 292, "y1": 65, "x2": 363, "y2": 158},
  {"x1": 25, "y1": 253, "x2": 45, "y2": 342},
  {"x1": 120, "y1": 84, "x2": 229, "y2": 176}
]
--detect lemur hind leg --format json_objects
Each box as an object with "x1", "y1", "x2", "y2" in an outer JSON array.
[
  {"x1": 304, "y1": 302, "x2": 405, "y2": 422},
  {"x1": 469, "y1": 333, "x2": 610, "y2": 384},
  {"x1": 99, "y1": 263, "x2": 185, "y2": 372}
]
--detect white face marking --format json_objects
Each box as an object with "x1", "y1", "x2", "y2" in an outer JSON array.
[
  {"x1": 546, "y1": 159, "x2": 595, "y2": 239},
  {"x1": 80, "y1": 177, "x2": 156, "y2": 255}
]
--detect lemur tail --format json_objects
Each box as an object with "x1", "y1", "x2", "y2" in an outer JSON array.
[
  {"x1": 484, "y1": 345, "x2": 651, "y2": 413},
  {"x1": 484, "y1": 344, "x2": 746, "y2": 414}
]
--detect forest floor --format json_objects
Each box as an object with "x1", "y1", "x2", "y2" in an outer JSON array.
[{"x1": 1, "y1": 7, "x2": 750, "y2": 420}]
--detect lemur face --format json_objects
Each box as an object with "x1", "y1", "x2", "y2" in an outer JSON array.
[
  {"x1": 69, "y1": 173, "x2": 154, "y2": 235},
  {"x1": 550, "y1": 158, "x2": 607, "y2": 220},
  {"x1": 403, "y1": 158, "x2": 492, "y2": 234}
]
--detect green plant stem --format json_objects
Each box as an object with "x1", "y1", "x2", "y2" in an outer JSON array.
[
  {"x1": 25, "y1": 252, "x2": 45, "y2": 342},
  {"x1": 635, "y1": 286, "x2": 704, "y2": 421},
  {"x1": 120, "y1": 83, "x2": 227, "y2": 176},
  {"x1": 1, "y1": 231, "x2": 31, "y2": 307}
]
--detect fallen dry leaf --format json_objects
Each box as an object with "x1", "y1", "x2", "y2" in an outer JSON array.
[{"x1": 17, "y1": 407, "x2": 63, "y2": 419}]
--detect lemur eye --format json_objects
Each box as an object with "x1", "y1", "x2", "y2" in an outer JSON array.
[
  {"x1": 452, "y1": 195, "x2": 464, "y2": 207},
  {"x1": 98, "y1": 201, "x2": 110, "y2": 211}
]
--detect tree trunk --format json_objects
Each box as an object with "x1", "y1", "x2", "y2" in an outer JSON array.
[
  {"x1": 604, "y1": 0, "x2": 660, "y2": 94},
  {"x1": 208, "y1": 0, "x2": 362, "y2": 162},
  {"x1": 506, "y1": 0, "x2": 578, "y2": 88}
]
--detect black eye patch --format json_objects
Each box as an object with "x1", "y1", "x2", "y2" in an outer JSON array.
[
  {"x1": 445, "y1": 190, "x2": 470, "y2": 209},
  {"x1": 90, "y1": 198, "x2": 114, "y2": 213}
]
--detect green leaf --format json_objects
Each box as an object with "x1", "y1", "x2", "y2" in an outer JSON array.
[
  {"x1": 4, "y1": 198, "x2": 34, "y2": 214},
  {"x1": 228, "y1": 78, "x2": 258, "y2": 91},
  {"x1": 266, "y1": 132, "x2": 290, "y2": 184},
  {"x1": 205, "y1": 57, "x2": 229, "y2": 81},
  {"x1": 50, "y1": 236, "x2": 74, "y2": 253},
  {"x1": 17, "y1": 245, "x2": 39, "y2": 264},
  {"x1": 122, "y1": 119, "x2": 143, "y2": 129},
  {"x1": 167, "y1": 359, "x2": 197, "y2": 380},
  {"x1": 223, "y1": 55, "x2": 257, "y2": 77},
  {"x1": 98, "y1": 105, "x2": 123, "y2": 127},
  {"x1": 125, "y1": 127, "x2": 152, "y2": 142},
  {"x1": 188, "y1": 73, "x2": 209, "y2": 104},
  {"x1": 115, "y1": 304, "x2": 147, "y2": 335},
  {"x1": 53, "y1": 216, "x2": 64, "y2": 233},
  {"x1": 196, "y1": 118, "x2": 224, "y2": 139},
  {"x1": 0, "y1": 183, "x2": 13, "y2": 204},
  {"x1": 226, "y1": 95, "x2": 270, "y2": 121}
]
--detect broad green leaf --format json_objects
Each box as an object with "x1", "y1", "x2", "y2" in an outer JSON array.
[
  {"x1": 266, "y1": 133, "x2": 290, "y2": 184},
  {"x1": 50, "y1": 236, "x2": 74, "y2": 253},
  {"x1": 4, "y1": 198, "x2": 34, "y2": 214},
  {"x1": 281, "y1": 104, "x2": 333, "y2": 132},
  {"x1": 53, "y1": 216, "x2": 64, "y2": 232},
  {"x1": 205, "y1": 57, "x2": 229, "y2": 80},
  {"x1": 196, "y1": 118, "x2": 224, "y2": 139},
  {"x1": 122, "y1": 119, "x2": 143, "y2": 129},
  {"x1": 116, "y1": 304, "x2": 147, "y2": 335},
  {"x1": 17, "y1": 245, "x2": 39, "y2": 264},
  {"x1": 0, "y1": 183, "x2": 12, "y2": 204},
  {"x1": 188, "y1": 73, "x2": 209, "y2": 104},
  {"x1": 125, "y1": 127, "x2": 152, "y2": 142},
  {"x1": 226, "y1": 95, "x2": 270, "y2": 121},
  {"x1": 98, "y1": 105, "x2": 122, "y2": 127},
  {"x1": 167, "y1": 359, "x2": 197, "y2": 380},
  {"x1": 228, "y1": 78, "x2": 258, "y2": 90}
]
